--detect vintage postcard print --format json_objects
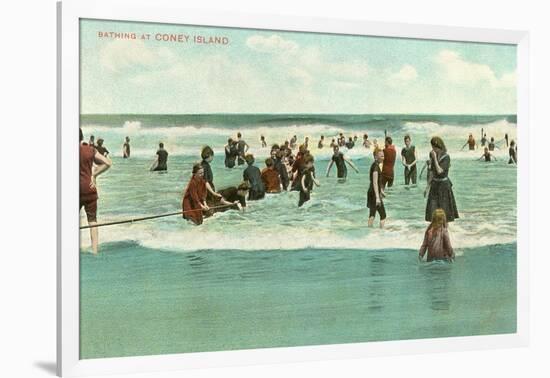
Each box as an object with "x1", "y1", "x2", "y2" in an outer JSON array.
[{"x1": 79, "y1": 18, "x2": 517, "y2": 359}]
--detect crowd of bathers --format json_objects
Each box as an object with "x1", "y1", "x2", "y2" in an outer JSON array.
[
  {"x1": 80, "y1": 127, "x2": 517, "y2": 260},
  {"x1": 462, "y1": 130, "x2": 518, "y2": 164}
]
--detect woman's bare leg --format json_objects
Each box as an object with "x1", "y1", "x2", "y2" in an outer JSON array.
[{"x1": 89, "y1": 223, "x2": 98, "y2": 254}]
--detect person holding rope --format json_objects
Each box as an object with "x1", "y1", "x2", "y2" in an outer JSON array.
[
  {"x1": 209, "y1": 182, "x2": 250, "y2": 215},
  {"x1": 80, "y1": 128, "x2": 112, "y2": 254},
  {"x1": 182, "y1": 163, "x2": 210, "y2": 225}
]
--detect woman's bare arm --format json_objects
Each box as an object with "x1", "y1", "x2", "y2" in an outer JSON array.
[
  {"x1": 345, "y1": 157, "x2": 359, "y2": 173},
  {"x1": 326, "y1": 161, "x2": 334, "y2": 176},
  {"x1": 431, "y1": 152, "x2": 444, "y2": 174},
  {"x1": 419, "y1": 230, "x2": 429, "y2": 260},
  {"x1": 443, "y1": 228, "x2": 455, "y2": 260},
  {"x1": 373, "y1": 171, "x2": 380, "y2": 205},
  {"x1": 312, "y1": 172, "x2": 320, "y2": 186},
  {"x1": 92, "y1": 152, "x2": 112, "y2": 179},
  {"x1": 205, "y1": 182, "x2": 222, "y2": 198}
]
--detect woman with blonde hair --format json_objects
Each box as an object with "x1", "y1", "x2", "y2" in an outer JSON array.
[
  {"x1": 425, "y1": 136, "x2": 459, "y2": 222},
  {"x1": 419, "y1": 208, "x2": 455, "y2": 262}
]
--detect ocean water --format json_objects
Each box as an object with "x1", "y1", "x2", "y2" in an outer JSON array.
[{"x1": 79, "y1": 114, "x2": 517, "y2": 359}]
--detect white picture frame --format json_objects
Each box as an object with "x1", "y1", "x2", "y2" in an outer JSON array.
[{"x1": 57, "y1": 0, "x2": 530, "y2": 376}]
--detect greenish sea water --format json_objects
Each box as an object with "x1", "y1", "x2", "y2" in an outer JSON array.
[
  {"x1": 80, "y1": 243, "x2": 516, "y2": 359},
  {"x1": 80, "y1": 114, "x2": 517, "y2": 359}
]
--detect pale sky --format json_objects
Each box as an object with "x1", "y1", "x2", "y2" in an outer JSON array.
[{"x1": 80, "y1": 19, "x2": 517, "y2": 114}]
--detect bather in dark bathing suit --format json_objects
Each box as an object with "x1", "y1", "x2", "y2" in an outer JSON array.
[
  {"x1": 508, "y1": 146, "x2": 517, "y2": 164},
  {"x1": 425, "y1": 152, "x2": 459, "y2": 222},
  {"x1": 201, "y1": 160, "x2": 217, "y2": 202},
  {"x1": 401, "y1": 145, "x2": 417, "y2": 185},
  {"x1": 274, "y1": 157, "x2": 289, "y2": 190},
  {"x1": 332, "y1": 152, "x2": 347, "y2": 179},
  {"x1": 123, "y1": 142, "x2": 130, "y2": 158},
  {"x1": 225, "y1": 143, "x2": 238, "y2": 168},
  {"x1": 367, "y1": 161, "x2": 386, "y2": 220},
  {"x1": 237, "y1": 140, "x2": 247, "y2": 165},
  {"x1": 243, "y1": 164, "x2": 265, "y2": 200},
  {"x1": 154, "y1": 149, "x2": 168, "y2": 171},
  {"x1": 96, "y1": 145, "x2": 109, "y2": 156},
  {"x1": 205, "y1": 186, "x2": 246, "y2": 216},
  {"x1": 299, "y1": 169, "x2": 315, "y2": 207}
]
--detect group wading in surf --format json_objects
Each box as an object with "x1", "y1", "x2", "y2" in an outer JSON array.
[{"x1": 79, "y1": 127, "x2": 516, "y2": 258}]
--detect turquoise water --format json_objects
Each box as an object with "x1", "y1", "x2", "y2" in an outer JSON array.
[
  {"x1": 80, "y1": 114, "x2": 517, "y2": 359},
  {"x1": 80, "y1": 243, "x2": 516, "y2": 359}
]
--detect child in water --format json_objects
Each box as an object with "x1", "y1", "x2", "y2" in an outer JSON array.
[
  {"x1": 298, "y1": 154, "x2": 320, "y2": 207},
  {"x1": 419, "y1": 208, "x2": 455, "y2": 262}
]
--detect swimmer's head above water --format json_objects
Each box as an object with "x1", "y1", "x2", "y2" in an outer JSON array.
[
  {"x1": 201, "y1": 146, "x2": 214, "y2": 162},
  {"x1": 430, "y1": 136, "x2": 447, "y2": 153},
  {"x1": 245, "y1": 154, "x2": 255, "y2": 165},
  {"x1": 192, "y1": 163, "x2": 204, "y2": 177}
]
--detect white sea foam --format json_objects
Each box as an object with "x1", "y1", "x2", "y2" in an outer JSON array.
[
  {"x1": 83, "y1": 118, "x2": 516, "y2": 140},
  {"x1": 82, "y1": 122, "x2": 344, "y2": 139},
  {"x1": 402, "y1": 119, "x2": 517, "y2": 138},
  {"x1": 80, "y1": 210, "x2": 516, "y2": 254},
  {"x1": 79, "y1": 116, "x2": 517, "y2": 256},
  {"x1": 82, "y1": 118, "x2": 517, "y2": 160}
]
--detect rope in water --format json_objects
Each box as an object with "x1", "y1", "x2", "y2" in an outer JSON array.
[{"x1": 79, "y1": 203, "x2": 237, "y2": 229}]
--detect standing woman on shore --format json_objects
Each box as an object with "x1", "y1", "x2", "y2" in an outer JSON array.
[{"x1": 425, "y1": 137, "x2": 459, "y2": 222}]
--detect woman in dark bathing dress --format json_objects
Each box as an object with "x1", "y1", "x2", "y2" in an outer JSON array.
[
  {"x1": 367, "y1": 148, "x2": 386, "y2": 228},
  {"x1": 425, "y1": 137, "x2": 459, "y2": 222}
]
